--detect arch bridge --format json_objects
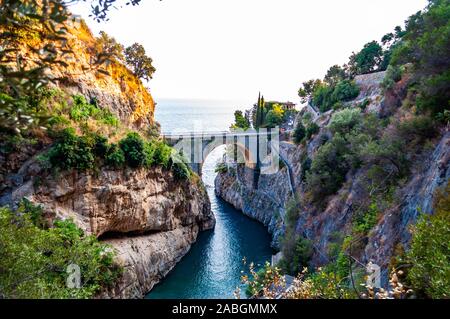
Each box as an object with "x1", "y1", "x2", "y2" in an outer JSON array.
[{"x1": 162, "y1": 129, "x2": 280, "y2": 181}]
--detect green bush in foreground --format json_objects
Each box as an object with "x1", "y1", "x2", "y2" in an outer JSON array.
[
  {"x1": 0, "y1": 201, "x2": 122, "y2": 299},
  {"x1": 406, "y1": 182, "x2": 450, "y2": 299}
]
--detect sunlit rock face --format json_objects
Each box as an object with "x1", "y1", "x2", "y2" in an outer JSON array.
[
  {"x1": 2, "y1": 160, "x2": 215, "y2": 299},
  {"x1": 10, "y1": 19, "x2": 155, "y2": 131}
]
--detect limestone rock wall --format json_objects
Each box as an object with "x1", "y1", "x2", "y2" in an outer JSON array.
[{"x1": 1, "y1": 158, "x2": 215, "y2": 298}]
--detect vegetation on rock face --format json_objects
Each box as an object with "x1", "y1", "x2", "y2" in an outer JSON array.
[
  {"x1": 311, "y1": 80, "x2": 360, "y2": 113},
  {"x1": 0, "y1": 0, "x2": 153, "y2": 135},
  {"x1": 293, "y1": 121, "x2": 306, "y2": 144},
  {"x1": 0, "y1": 200, "x2": 122, "y2": 299},
  {"x1": 269, "y1": 0, "x2": 450, "y2": 299},
  {"x1": 44, "y1": 128, "x2": 191, "y2": 180},
  {"x1": 405, "y1": 182, "x2": 450, "y2": 299}
]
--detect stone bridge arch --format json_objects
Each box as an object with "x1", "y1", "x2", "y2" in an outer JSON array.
[{"x1": 162, "y1": 129, "x2": 279, "y2": 180}]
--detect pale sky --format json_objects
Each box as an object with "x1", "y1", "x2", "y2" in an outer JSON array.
[{"x1": 72, "y1": 0, "x2": 428, "y2": 105}]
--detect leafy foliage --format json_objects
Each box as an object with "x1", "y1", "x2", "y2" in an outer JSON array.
[
  {"x1": 298, "y1": 79, "x2": 322, "y2": 104},
  {"x1": 312, "y1": 80, "x2": 359, "y2": 113},
  {"x1": 0, "y1": 201, "x2": 122, "y2": 299},
  {"x1": 406, "y1": 182, "x2": 450, "y2": 299},
  {"x1": 305, "y1": 122, "x2": 320, "y2": 140},
  {"x1": 125, "y1": 43, "x2": 156, "y2": 81},
  {"x1": 95, "y1": 30, "x2": 124, "y2": 62},
  {"x1": 70, "y1": 95, "x2": 119, "y2": 126},
  {"x1": 293, "y1": 121, "x2": 306, "y2": 144},
  {"x1": 353, "y1": 202, "x2": 379, "y2": 235},
  {"x1": 47, "y1": 128, "x2": 96, "y2": 171},
  {"x1": 119, "y1": 132, "x2": 146, "y2": 168},
  {"x1": 104, "y1": 143, "x2": 125, "y2": 168},
  {"x1": 348, "y1": 41, "x2": 384, "y2": 75},
  {"x1": 0, "y1": 0, "x2": 141, "y2": 134},
  {"x1": 390, "y1": 0, "x2": 450, "y2": 117},
  {"x1": 264, "y1": 104, "x2": 285, "y2": 128},
  {"x1": 331, "y1": 80, "x2": 360, "y2": 103},
  {"x1": 328, "y1": 108, "x2": 363, "y2": 135},
  {"x1": 231, "y1": 110, "x2": 250, "y2": 130}
]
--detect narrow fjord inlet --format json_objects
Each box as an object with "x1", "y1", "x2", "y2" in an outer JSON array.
[
  {"x1": 147, "y1": 100, "x2": 273, "y2": 299},
  {"x1": 2, "y1": 0, "x2": 449, "y2": 302}
]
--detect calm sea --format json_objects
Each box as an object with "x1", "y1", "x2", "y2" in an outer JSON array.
[{"x1": 154, "y1": 98, "x2": 248, "y2": 134}]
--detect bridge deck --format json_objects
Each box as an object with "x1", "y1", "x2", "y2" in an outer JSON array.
[{"x1": 162, "y1": 130, "x2": 276, "y2": 139}]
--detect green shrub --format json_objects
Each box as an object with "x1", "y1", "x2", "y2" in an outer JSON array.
[
  {"x1": 153, "y1": 141, "x2": 173, "y2": 168},
  {"x1": 329, "y1": 108, "x2": 362, "y2": 135},
  {"x1": 172, "y1": 160, "x2": 191, "y2": 180},
  {"x1": 331, "y1": 80, "x2": 360, "y2": 103},
  {"x1": 169, "y1": 151, "x2": 191, "y2": 180},
  {"x1": 48, "y1": 128, "x2": 96, "y2": 171},
  {"x1": 312, "y1": 80, "x2": 360, "y2": 113},
  {"x1": 293, "y1": 121, "x2": 306, "y2": 144},
  {"x1": 382, "y1": 65, "x2": 403, "y2": 90},
  {"x1": 0, "y1": 202, "x2": 122, "y2": 299},
  {"x1": 353, "y1": 201, "x2": 379, "y2": 235},
  {"x1": 143, "y1": 141, "x2": 156, "y2": 167},
  {"x1": 305, "y1": 123, "x2": 320, "y2": 140},
  {"x1": 406, "y1": 182, "x2": 450, "y2": 299},
  {"x1": 119, "y1": 132, "x2": 146, "y2": 168},
  {"x1": 92, "y1": 134, "x2": 109, "y2": 158},
  {"x1": 70, "y1": 95, "x2": 98, "y2": 122},
  {"x1": 98, "y1": 109, "x2": 119, "y2": 127},
  {"x1": 105, "y1": 143, "x2": 125, "y2": 168},
  {"x1": 291, "y1": 237, "x2": 313, "y2": 274},
  {"x1": 300, "y1": 156, "x2": 312, "y2": 181},
  {"x1": 305, "y1": 134, "x2": 351, "y2": 202},
  {"x1": 69, "y1": 95, "x2": 119, "y2": 126},
  {"x1": 313, "y1": 85, "x2": 335, "y2": 112},
  {"x1": 398, "y1": 115, "x2": 438, "y2": 142}
]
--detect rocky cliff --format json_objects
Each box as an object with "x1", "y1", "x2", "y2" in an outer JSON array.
[
  {"x1": 9, "y1": 18, "x2": 155, "y2": 131},
  {"x1": 0, "y1": 153, "x2": 215, "y2": 298},
  {"x1": 215, "y1": 71, "x2": 450, "y2": 285},
  {"x1": 0, "y1": 16, "x2": 214, "y2": 298}
]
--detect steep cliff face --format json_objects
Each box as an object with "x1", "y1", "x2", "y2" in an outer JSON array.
[
  {"x1": 1, "y1": 156, "x2": 215, "y2": 298},
  {"x1": 60, "y1": 21, "x2": 155, "y2": 130},
  {"x1": 215, "y1": 146, "x2": 296, "y2": 249},
  {"x1": 12, "y1": 18, "x2": 155, "y2": 131},
  {"x1": 215, "y1": 71, "x2": 449, "y2": 284},
  {"x1": 366, "y1": 132, "x2": 450, "y2": 280},
  {"x1": 0, "y1": 17, "x2": 214, "y2": 298}
]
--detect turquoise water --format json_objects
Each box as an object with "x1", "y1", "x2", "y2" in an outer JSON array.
[{"x1": 146, "y1": 100, "x2": 273, "y2": 299}]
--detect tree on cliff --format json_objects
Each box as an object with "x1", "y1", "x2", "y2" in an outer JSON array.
[
  {"x1": 0, "y1": 0, "x2": 149, "y2": 134},
  {"x1": 324, "y1": 65, "x2": 347, "y2": 86},
  {"x1": 95, "y1": 31, "x2": 125, "y2": 62},
  {"x1": 125, "y1": 43, "x2": 156, "y2": 81},
  {"x1": 298, "y1": 79, "x2": 322, "y2": 104},
  {"x1": 390, "y1": 0, "x2": 450, "y2": 117},
  {"x1": 348, "y1": 41, "x2": 384, "y2": 75}
]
